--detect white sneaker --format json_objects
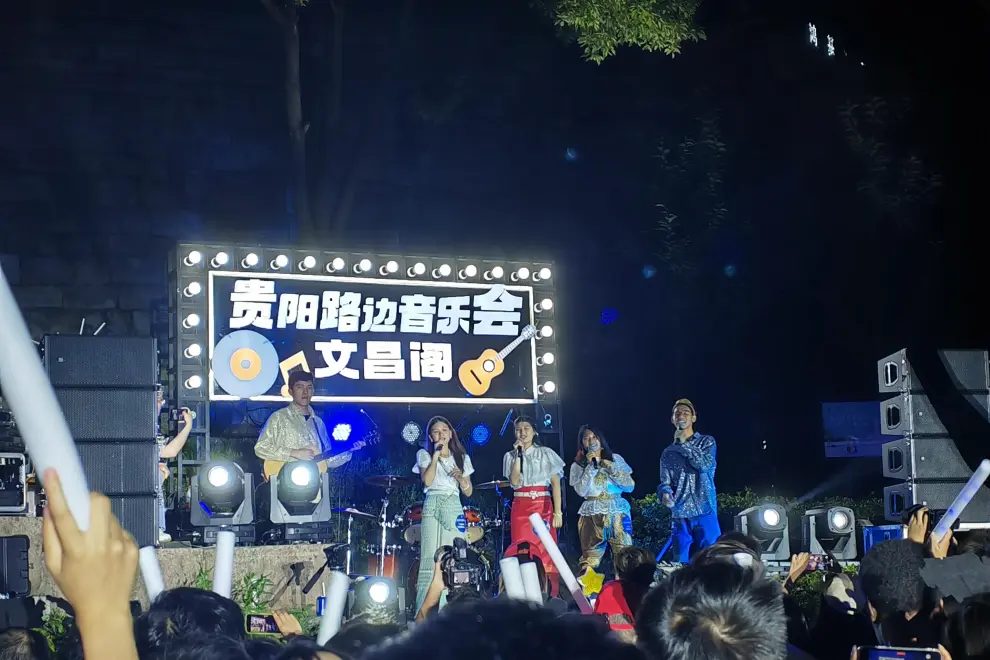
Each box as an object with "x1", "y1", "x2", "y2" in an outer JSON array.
[{"x1": 158, "y1": 531, "x2": 172, "y2": 544}]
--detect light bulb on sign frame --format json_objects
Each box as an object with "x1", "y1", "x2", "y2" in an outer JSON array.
[
  {"x1": 354, "y1": 259, "x2": 372, "y2": 274},
  {"x1": 536, "y1": 352, "x2": 554, "y2": 366},
  {"x1": 183, "y1": 282, "x2": 202, "y2": 297},
  {"x1": 211, "y1": 252, "x2": 229, "y2": 268},
  {"x1": 510, "y1": 267, "x2": 530, "y2": 282},
  {"x1": 183, "y1": 314, "x2": 201, "y2": 329},
  {"x1": 184, "y1": 344, "x2": 202, "y2": 359},
  {"x1": 271, "y1": 254, "x2": 289, "y2": 270},
  {"x1": 432, "y1": 264, "x2": 451, "y2": 279},
  {"x1": 299, "y1": 255, "x2": 317, "y2": 271},
  {"x1": 184, "y1": 250, "x2": 203, "y2": 267},
  {"x1": 458, "y1": 264, "x2": 478, "y2": 279},
  {"x1": 407, "y1": 262, "x2": 426, "y2": 277},
  {"x1": 242, "y1": 253, "x2": 259, "y2": 268},
  {"x1": 535, "y1": 267, "x2": 551, "y2": 281},
  {"x1": 484, "y1": 266, "x2": 504, "y2": 280},
  {"x1": 535, "y1": 298, "x2": 553, "y2": 312},
  {"x1": 539, "y1": 325, "x2": 553, "y2": 338},
  {"x1": 327, "y1": 257, "x2": 346, "y2": 273},
  {"x1": 184, "y1": 375, "x2": 203, "y2": 389}
]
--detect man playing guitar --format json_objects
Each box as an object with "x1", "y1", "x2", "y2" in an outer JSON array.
[{"x1": 254, "y1": 371, "x2": 365, "y2": 471}]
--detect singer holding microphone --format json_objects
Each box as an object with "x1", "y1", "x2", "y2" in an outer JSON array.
[
  {"x1": 504, "y1": 415, "x2": 565, "y2": 596},
  {"x1": 570, "y1": 425, "x2": 634, "y2": 575},
  {"x1": 413, "y1": 416, "x2": 474, "y2": 614}
]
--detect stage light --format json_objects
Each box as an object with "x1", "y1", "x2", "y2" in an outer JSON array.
[
  {"x1": 484, "y1": 266, "x2": 504, "y2": 280},
  {"x1": 183, "y1": 282, "x2": 202, "y2": 297},
  {"x1": 543, "y1": 381, "x2": 556, "y2": 394},
  {"x1": 184, "y1": 375, "x2": 203, "y2": 389},
  {"x1": 459, "y1": 265, "x2": 478, "y2": 279},
  {"x1": 536, "y1": 267, "x2": 552, "y2": 280},
  {"x1": 407, "y1": 262, "x2": 426, "y2": 277},
  {"x1": 379, "y1": 260, "x2": 399, "y2": 276},
  {"x1": 535, "y1": 298, "x2": 553, "y2": 312},
  {"x1": 471, "y1": 423, "x2": 491, "y2": 446},
  {"x1": 212, "y1": 252, "x2": 229, "y2": 268},
  {"x1": 539, "y1": 325, "x2": 553, "y2": 338},
  {"x1": 511, "y1": 267, "x2": 530, "y2": 282},
  {"x1": 184, "y1": 250, "x2": 202, "y2": 266},
  {"x1": 401, "y1": 421, "x2": 422, "y2": 444},
  {"x1": 350, "y1": 576, "x2": 400, "y2": 624},
  {"x1": 290, "y1": 464, "x2": 312, "y2": 486},
  {"x1": 537, "y1": 352, "x2": 554, "y2": 366},
  {"x1": 734, "y1": 504, "x2": 789, "y2": 561},
  {"x1": 270, "y1": 460, "x2": 333, "y2": 525},
  {"x1": 803, "y1": 507, "x2": 857, "y2": 560},
  {"x1": 332, "y1": 423, "x2": 352, "y2": 442},
  {"x1": 242, "y1": 253, "x2": 259, "y2": 268},
  {"x1": 191, "y1": 460, "x2": 254, "y2": 527},
  {"x1": 299, "y1": 255, "x2": 317, "y2": 271},
  {"x1": 326, "y1": 257, "x2": 346, "y2": 273},
  {"x1": 354, "y1": 259, "x2": 372, "y2": 274},
  {"x1": 432, "y1": 264, "x2": 452, "y2": 278},
  {"x1": 184, "y1": 344, "x2": 202, "y2": 359},
  {"x1": 183, "y1": 313, "x2": 201, "y2": 329},
  {"x1": 271, "y1": 254, "x2": 289, "y2": 270}
]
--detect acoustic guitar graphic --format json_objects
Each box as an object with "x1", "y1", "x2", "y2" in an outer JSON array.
[{"x1": 458, "y1": 324, "x2": 537, "y2": 396}]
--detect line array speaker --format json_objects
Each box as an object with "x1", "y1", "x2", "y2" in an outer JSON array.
[
  {"x1": 54, "y1": 389, "x2": 159, "y2": 441},
  {"x1": 44, "y1": 336, "x2": 158, "y2": 388},
  {"x1": 77, "y1": 443, "x2": 160, "y2": 495},
  {"x1": 110, "y1": 495, "x2": 159, "y2": 548}
]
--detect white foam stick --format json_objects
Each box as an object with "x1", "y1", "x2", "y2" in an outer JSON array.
[
  {"x1": 528, "y1": 513, "x2": 593, "y2": 614},
  {"x1": 933, "y1": 459, "x2": 990, "y2": 542},
  {"x1": 520, "y1": 561, "x2": 544, "y2": 605},
  {"x1": 140, "y1": 546, "x2": 166, "y2": 601},
  {"x1": 499, "y1": 557, "x2": 526, "y2": 600},
  {"x1": 316, "y1": 571, "x2": 350, "y2": 645},
  {"x1": 0, "y1": 266, "x2": 90, "y2": 530},
  {"x1": 93, "y1": 322, "x2": 105, "y2": 336},
  {"x1": 212, "y1": 530, "x2": 236, "y2": 598}
]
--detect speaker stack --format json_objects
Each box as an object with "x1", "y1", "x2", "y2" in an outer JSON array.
[
  {"x1": 878, "y1": 349, "x2": 990, "y2": 526},
  {"x1": 44, "y1": 336, "x2": 161, "y2": 547}
]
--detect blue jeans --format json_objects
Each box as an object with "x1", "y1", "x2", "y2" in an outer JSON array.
[{"x1": 671, "y1": 512, "x2": 721, "y2": 562}]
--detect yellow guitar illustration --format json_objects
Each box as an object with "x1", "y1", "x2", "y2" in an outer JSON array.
[{"x1": 458, "y1": 325, "x2": 537, "y2": 396}]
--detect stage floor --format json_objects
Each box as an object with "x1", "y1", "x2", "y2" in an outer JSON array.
[{"x1": 0, "y1": 518, "x2": 331, "y2": 609}]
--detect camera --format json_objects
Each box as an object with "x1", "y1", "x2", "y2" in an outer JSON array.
[{"x1": 435, "y1": 537, "x2": 484, "y2": 595}]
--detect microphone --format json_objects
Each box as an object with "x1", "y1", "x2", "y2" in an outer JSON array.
[{"x1": 589, "y1": 441, "x2": 600, "y2": 469}]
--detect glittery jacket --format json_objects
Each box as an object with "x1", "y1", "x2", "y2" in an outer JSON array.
[
  {"x1": 253, "y1": 405, "x2": 352, "y2": 469},
  {"x1": 570, "y1": 454, "x2": 635, "y2": 517},
  {"x1": 658, "y1": 433, "x2": 717, "y2": 520}
]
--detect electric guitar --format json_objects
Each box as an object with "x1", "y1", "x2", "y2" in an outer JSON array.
[
  {"x1": 262, "y1": 430, "x2": 379, "y2": 482},
  {"x1": 457, "y1": 324, "x2": 537, "y2": 396}
]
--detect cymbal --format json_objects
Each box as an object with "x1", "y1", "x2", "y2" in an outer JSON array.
[
  {"x1": 331, "y1": 507, "x2": 375, "y2": 519},
  {"x1": 474, "y1": 480, "x2": 510, "y2": 491},
  {"x1": 364, "y1": 474, "x2": 412, "y2": 488}
]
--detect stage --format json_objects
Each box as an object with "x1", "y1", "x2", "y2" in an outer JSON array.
[{"x1": 0, "y1": 518, "x2": 330, "y2": 609}]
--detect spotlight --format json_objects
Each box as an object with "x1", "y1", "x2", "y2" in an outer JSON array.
[
  {"x1": 354, "y1": 259, "x2": 372, "y2": 274},
  {"x1": 401, "y1": 421, "x2": 422, "y2": 444},
  {"x1": 471, "y1": 423, "x2": 491, "y2": 446},
  {"x1": 510, "y1": 267, "x2": 530, "y2": 282},
  {"x1": 270, "y1": 460, "x2": 333, "y2": 523},
  {"x1": 803, "y1": 507, "x2": 857, "y2": 560},
  {"x1": 242, "y1": 253, "x2": 259, "y2": 268},
  {"x1": 184, "y1": 375, "x2": 203, "y2": 389},
  {"x1": 379, "y1": 260, "x2": 399, "y2": 276},
  {"x1": 183, "y1": 314, "x2": 201, "y2": 329},
  {"x1": 350, "y1": 576, "x2": 400, "y2": 624},
  {"x1": 734, "y1": 503, "x2": 789, "y2": 561},
  {"x1": 542, "y1": 381, "x2": 556, "y2": 394},
  {"x1": 432, "y1": 264, "x2": 452, "y2": 279},
  {"x1": 184, "y1": 344, "x2": 202, "y2": 359},
  {"x1": 327, "y1": 257, "x2": 346, "y2": 273},
  {"x1": 270, "y1": 254, "x2": 289, "y2": 270},
  {"x1": 484, "y1": 266, "x2": 505, "y2": 280},
  {"x1": 299, "y1": 255, "x2": 317, "y2": 271},
  {"x1": 459, "y1": 265, "x2": 478, "y2": 279},
  {"x1": 407, "y1": 262, "x2": 427, "y2": 277},
  {"x1": 332, "y1": 423, "x2": 352, "y2": 442},
  {"x1": 535, "y1": 298, "x2": 553, "y2": 312},
  {"x1": 184, "y1": 250, "x2": 203, "y2": 266},
  {"x1": 539, "y1": 325, "x2": 553, "y2": 338},
  {"x1": 183, "y1": 282, "x2": 202, "y2": 297},
  {"x1": 191, "y1": 460, "x2": 254, "y2": 527},
  {"x1": 211, "y1": 252, "x2": 229, "y2": 268},
  {"x1": 537, "y1": 352, "x2": 555, "y2": 366}
]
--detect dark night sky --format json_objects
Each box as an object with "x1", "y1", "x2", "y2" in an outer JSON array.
[{"x1": 1, "y1": 0, "x2": 988, "y2": 507}]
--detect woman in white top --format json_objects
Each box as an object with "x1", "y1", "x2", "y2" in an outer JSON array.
[
  {"x1": 503, "y1": 415, "x2": 565, "y2": 596},
  {"x1": 570, "y1": 425, "x2": 634, "y2": 575},
  {"x1": 412, "y1": 416, "x2": 474, "y2": 613}
]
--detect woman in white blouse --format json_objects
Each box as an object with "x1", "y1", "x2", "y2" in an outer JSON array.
[
  {"x1": 570, "y1": 425, "x2": 634, "y2": 575},
  {"x1": 503, "y1": 415, "x2": 565, "y2": 596},
  {"x1": 412, "y1": 416, "x2": 474, "y2": 613}
]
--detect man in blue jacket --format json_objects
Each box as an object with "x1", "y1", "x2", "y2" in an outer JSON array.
[{"x1": 658, "y1": 399, "x2": 720, "y2": 562}]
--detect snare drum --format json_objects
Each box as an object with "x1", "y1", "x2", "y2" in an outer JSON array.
[
  {"x1": 403, "y1": 503, "x2": 423, "y2": 545},
  {"x1": 463, "y1": 506, "x2": 484, "y2": 545}
]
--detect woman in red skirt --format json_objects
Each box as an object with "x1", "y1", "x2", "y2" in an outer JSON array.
[{"x1": 502, "y1": 415, "x2": 565, "y2": 596}]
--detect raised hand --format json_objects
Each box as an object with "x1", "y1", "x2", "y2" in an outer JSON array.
[{"x1": 180, "y1": 408, "x2": 193, "y2": 427}]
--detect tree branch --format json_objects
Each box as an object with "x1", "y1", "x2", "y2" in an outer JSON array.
[{"x1": 260, "y1": 0, "x2": 285, "y2": 27}]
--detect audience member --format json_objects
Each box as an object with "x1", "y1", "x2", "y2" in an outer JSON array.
[
  {"x1": 943, "y1": 592, "x2": 990, "y2": 660},
  {"x1": 594, "y1": 546, "x2": 654, "y2": 641},
  {"x1": 135, "y1": 587, "x2": 245, "y2": 655},
  {"x1": 0, "y1": 628, "x2": 52, "y2": 660}
]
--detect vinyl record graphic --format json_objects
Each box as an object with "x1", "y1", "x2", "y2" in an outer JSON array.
[{"x1": 212, "y1": 330, "x2": 279, "y2": 398}]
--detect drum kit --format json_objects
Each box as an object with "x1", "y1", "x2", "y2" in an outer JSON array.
[{"x1": 330, "y1": 474, "x2": 513, "y2": 605}]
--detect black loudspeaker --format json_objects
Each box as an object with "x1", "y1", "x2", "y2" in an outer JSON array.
[
  {"x1": 77, "y1": 443, "x2": 159, "y2": 495},
  {"x1": 110, "y1": 495, "x2": 159, "y2": 548},
  {"x1": 54, "y1": 389, "x2": 159, "y2": 441},
  {"x1": 0, "y1": 536, "x2": 30, "y2": 597},
  {"x1": 882, "y1": 437, "x2": 973, "y2": 481},
  {"x1": 885, "y1": 481, "x2": 990, "y2": 525},
  {"x1": 44, "y1": 336, "x2": 159, "y2": 388}
]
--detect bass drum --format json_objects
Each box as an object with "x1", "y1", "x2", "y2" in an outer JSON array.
[{"x1": 403, "y1": 503, "x2": 423, "y2": 545}]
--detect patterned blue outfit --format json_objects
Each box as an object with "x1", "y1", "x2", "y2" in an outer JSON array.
[{"x1": 658, "y1": 433, "x2": 720, "y2": 562}]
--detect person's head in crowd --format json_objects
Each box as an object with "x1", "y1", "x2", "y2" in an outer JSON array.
[
  {"x1": 691, "y1": 535, "x2": 764, "y2": 575},
  {"x1": 363, "y1": 597, "x2": 646, "y2": 660},
  {"x1": 320, "y1": 623, "x2": 405, "y2": 660},
  {"x1": 0, "y1": 628, "x2": 52, "y2": 660},
  {"x1": 140, "y1": 635, "x2": 252, "y2": 660},
  {"x1": 636, "y1": 559, "x2": 787, "y2": 660},
  {"x1": 942, "y1": 592, "x2": 990, "y2": 660},
  {"x1": 716, "y1": 531, "x2": 763, "y2": 559},
  {"x1": 243, "y1": 636, "x2": 283, "y2": 660},
  {"x1": 956, "y1": 530, "x2": 990, "y2": 558},
  {"x1": 614, "y1": 546, "x2": 655, "y2": 588},
  {"x1": 859, "y1": 539, "x2": 940, "y2": 647},
  {"x1": 135, "y1": 587, "x2": 245, "y2": 654}
]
